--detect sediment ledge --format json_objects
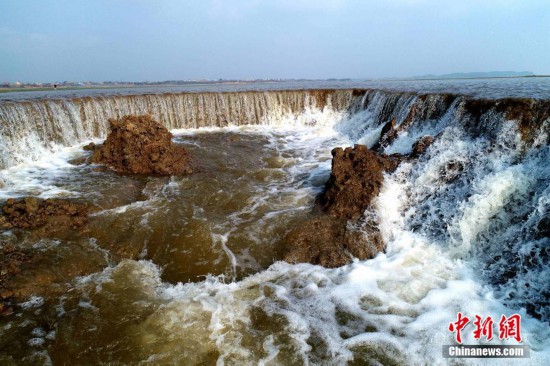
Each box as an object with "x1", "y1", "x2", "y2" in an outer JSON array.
[{"x1": 0, "y1": 197, "x2": 89, "y2": 232}]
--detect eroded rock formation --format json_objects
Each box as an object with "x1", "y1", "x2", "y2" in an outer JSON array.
[
  {"x1": 90, "y1": 115, "x2": 192, "y2": 175},
  {"x1": 0, "y1": 197, "x2": 89, "y2": 232},
  {"x1": 284, "y1": 145, "x2": 400, "y2": 267},
  {"x1": 411, "y1": 135, "x2": 435, "y2": 158},
  {"x1": 319, "y1": 145, "x2": 400, "y2": 220},
  {"x1": 463, "y1": 98, "x2": 550, "y2": 143},
  {"x1": 283, "y1": 216, "x2": 384, "y2": 268}
]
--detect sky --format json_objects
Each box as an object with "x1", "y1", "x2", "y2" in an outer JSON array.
[{"x1": 1, "y1": 0, "x2": 549, "y2": 82}]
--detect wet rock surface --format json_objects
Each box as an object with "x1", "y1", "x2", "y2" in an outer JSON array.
[
  {"x1": 0, "y1": 244, "x2": 30, "y2": 316},
  {"x1": 410, "y1": 135, "x2": 435, "y2": 158},
  {"x1": 284, "y1": 144, "x2": 400, "y2": 268},
  {"x1": 90, "y1": 115, "x2": 192, "y2": 175},
  {"x1": 283, "y1": 216, "x2": 384, "y2": 268},
  {"x1": 319, "y1": 145, "x2": 400, "y2": 220},
  {"x1": 0, "y1": 239, "x2": 108, "y2": 316},
  {"x1": 463, "y1": 98, "x2": 550, "y2": 143},
  {"x1": 372, "y1": 119, "x2": 398, "y2": 151},
  {"x1": 1, "y1": 197, "x2": 89, "y2": 232},
  {"x1": 83, "y1": 142, "x2": 97, "y2": 151},
  {"x1": 0, "y1": 198, "x2": 96, "y2": 309}
]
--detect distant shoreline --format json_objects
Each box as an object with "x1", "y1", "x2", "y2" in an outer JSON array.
[
  {"x1": 0, "y1": 81, "x2": 285, "y2": 94},
  {"x1": 376, "y1": 75, "x2": 550, "y2": 82},
  {"x1": 1, "y1": 76, "x2": 549, "y2": 94}
]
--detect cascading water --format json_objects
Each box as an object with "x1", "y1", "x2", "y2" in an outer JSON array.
[
  {"x1": 1, "y1": 88, "x2": 549, "y2": 365},
  {"x1": 0, "y1": 90, "x2": 358, "y2": 170}
]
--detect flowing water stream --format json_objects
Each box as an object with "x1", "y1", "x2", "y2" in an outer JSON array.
[{"x1": 0, "y1": 87, "x2": 549, "y2": 365}]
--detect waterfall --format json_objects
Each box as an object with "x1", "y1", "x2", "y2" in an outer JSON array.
[
  {"x1": 2, "y1": 89, "x2": 549, "y2": 170},
  {"x1": 2, "y1": 87, "x2": 550, "y2": 363},
  {"x1": 0, "y1": 89, "x2": 359, "y2": 170}
]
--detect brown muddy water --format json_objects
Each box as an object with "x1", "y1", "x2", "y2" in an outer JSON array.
[
  {"x1": 0, "y1": 125, "x2": 342, "y2": 365},
  {"x1": 3, "y1": 89, "x2": 550, "y2": 365}
]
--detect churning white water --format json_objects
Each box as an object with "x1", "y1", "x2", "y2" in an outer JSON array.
[{"x1": 1, "y1": 89, "x2": 550, "y2": 365}]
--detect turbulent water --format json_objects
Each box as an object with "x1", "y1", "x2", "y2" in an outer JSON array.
[{"x1": 1, "y1": 85, "x2": 550, "y2": 365}]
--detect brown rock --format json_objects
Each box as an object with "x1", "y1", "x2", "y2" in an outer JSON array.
[
  {"x1": 0, "y1": 244, "x2": 30, "y2": 309},
  {"x1": 410, "y1": 135, "x2": 435, "y2": 158},
  {"x1": 90, "y1": 115, "x2": 192, "y2": 175},
  {"x1": 0, "y1": 215, "x2": 11, "y2": 230},
  {"x1": 0, "y1": 238, "x2": 109, "y2": 309},
  {"x1": 0, "y1": 197, "x2": 89, "y2": 232},
  {"x1": 380, "y1": 118, "x2": 396, "y2": 138},
  {"x1": 319, "y1": 144, "x2": 400, "y2": 220},
  {"x1": 283, "y1": 216, "x2": 384, "y2": 268},
  {"x1": 83, "y1": 142, "x2": 97, "y2": 151},
  {"x1": 0, "y1": 290, "x2": 14, "y2": 299},
  {"x1": 463, "y1": 98, "x2": 550, "y2": 144},
  {"x1": 283, "y1": 144, "x2": 400, "y2": 268},
  {"x1": 372, "y1": 119, "x2": 398, "y2": 151}
]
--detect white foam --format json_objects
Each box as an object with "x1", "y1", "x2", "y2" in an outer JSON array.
[
  {"x1": 0, "y1": 139, "x2": 101, "y2": 199},
  {"x1": 20, "y1": 296, "x2": 45, "y2": 309},
  {"x1": 3, "y1": 98, "x2": 550, "y2": 364},
  {"x1": 453, "y1": 166, "x2": 532, "y2": 254}
]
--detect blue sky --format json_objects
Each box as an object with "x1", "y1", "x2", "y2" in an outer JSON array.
[{"x1": 1, "y1": 0, "x2": 549, "y2": 82}]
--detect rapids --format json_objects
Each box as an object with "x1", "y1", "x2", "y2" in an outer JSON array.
[{"x1": 1, "y1": 87, "x2": 550, "y2": 365}]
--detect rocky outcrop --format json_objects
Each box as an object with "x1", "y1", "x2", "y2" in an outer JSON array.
[
  {"x1": 90, "y1": 115, "x2": 192, "y2": 175},
  {"x1": 0, "y1": 244, "x2": 29, "y2": 316},
  {"x1": 284, "y1": 145, "x2": 400, "y2": 267},
  {"x1": 0, "y1": 197, "x2": 89, "y2": 232},
  {"x1": 283, "y1": 216, "x2": 384, "y2": 268},
  {"x1": 410, "y1": 135, "x2": 435, "y2": 158},
  {"x1": 83, "y1": 142, "x2": 97, "y2": 151},
  {"x1": 319, "y1": 145, "x2": 400, "y2": 220},
  {"x1": 372, "y1": 119, "x2": 398, "y2": 151},
  {"x1": 0, "y1": 198, "x2": 109, "y2": 313}
]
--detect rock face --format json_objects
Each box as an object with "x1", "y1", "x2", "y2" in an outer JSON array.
[
  {"x1": 319, "y1": 145, "x2": 400, "y2": 220},
  {"x1": 463, "y1": 98, "x2": 550, "y2": 143},
  {"x1": 0, "y1": 244, "x2": 29, "y2": 315},
  {"x1": 410, "y1": 135, "x2": 435, "y2": 158},
  {"x1": 0, "y1": 197, "x2": 89, "y2": 231},
  {"x1": 284, "y1": 144, "x2": 400, "y2": 268},
  {"x1": 83, "y1": 142, "x2": 97, "y2": 151},
  {"x1": 372, "y1": 118, "x2": 398, "y2": 151},
  {"x1": 90, "y1": 115, "x2": 192, "y2": 175},
  {"x1": 283, "y1": 216, "x2": 384, "y2": 268}
]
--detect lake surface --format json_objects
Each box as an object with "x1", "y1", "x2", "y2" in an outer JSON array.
[{"x1": 2, "y1": 77, "x2": 550, "y2": 102}]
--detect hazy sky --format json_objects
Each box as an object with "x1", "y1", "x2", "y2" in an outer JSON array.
[{"x1": 1, "y1": 0, "x2": 549, "y2": 82}]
